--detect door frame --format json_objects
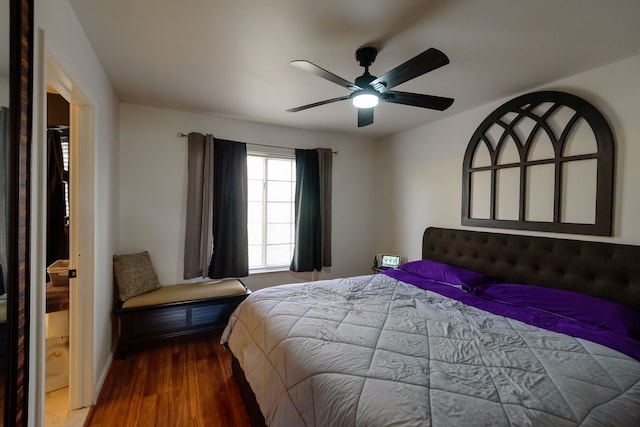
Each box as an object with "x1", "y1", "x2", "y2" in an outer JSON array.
[{"x1": 42, "y1": 52, "x2": 95, "y2": 411}]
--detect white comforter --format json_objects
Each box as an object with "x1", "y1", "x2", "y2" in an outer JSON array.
[{"x1": 221, "y1": 274, "x2": 640, "y2": 426}]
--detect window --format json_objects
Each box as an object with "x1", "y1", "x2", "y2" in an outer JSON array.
[
  {"x1": 61, "y1": 133, "x2": 70, "y2": 220},
  {"x1": 247, "y1": 154, "x2": 296, "y2": 270}
]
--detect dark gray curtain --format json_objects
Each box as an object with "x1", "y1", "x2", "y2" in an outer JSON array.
[
  {"x1": 46, "y1": 129, "x2": 68, "y2": 270},
  {"x1": 291, "y1": 149, "x2": 322, "y2": 272},
  {"x1": 183, "y1": 133, "x2": 214, "y2": 279},
  {"x1": 317, "y1": 148, "x2": 332, "y2": 267},
  {"x1": 208, "y1": 138, "x2": 249, "y2": 279}
]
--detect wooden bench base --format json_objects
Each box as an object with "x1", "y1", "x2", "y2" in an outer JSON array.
[{"x1": 113, "y1": 285, "x2": 250, "y2": 359}]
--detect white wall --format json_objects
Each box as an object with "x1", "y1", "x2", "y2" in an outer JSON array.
[
  {"x1": 33, "y1": 0, "x2": 120, "y2": 421},
  {"x1": 377, "y1": 54, "x2": 640, "y2": 261},
  {"x1": 118, "y1": 103, "x2": 378, "y2": 290}
]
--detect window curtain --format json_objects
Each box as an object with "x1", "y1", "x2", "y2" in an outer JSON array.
[
  {"x1": 46, "y1": 129, "x2": 68, "y2": 270},
  {"x1": 208, "y1": 138, "x2": 249, "y2": 279},
  {"x1": 290, "y1": 148, "x2": 332, "y2": 272},
  {"x1": 0, "y1": 107, "x2": 8, "y2": 294},
  {"x1": 183, "y1": 132, "x2": 214, "y2": 279},
  {"x1": 317, "y1": 148, "x2": 332, "y2": 267}
]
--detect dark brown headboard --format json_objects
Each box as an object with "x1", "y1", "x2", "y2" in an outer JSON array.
[{"x1": 422, "y1": 227, "x2": 640, "y2": 312}]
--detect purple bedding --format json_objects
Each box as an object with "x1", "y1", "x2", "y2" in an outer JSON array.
[
  {"x1": 394, "y1": 258, "x2": 496, "y2": 288},
  {"x1": 384, "y1": 260, "x2": 640, "y2": 361}
]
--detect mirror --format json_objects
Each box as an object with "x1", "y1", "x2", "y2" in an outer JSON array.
[
  {"x1": 0, "y1": 0, "x2": 8, "y2": 422},
  {"x1": 4, "y1": 0, "x2": 32, "y2": 425}
]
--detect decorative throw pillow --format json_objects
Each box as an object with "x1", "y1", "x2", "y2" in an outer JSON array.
[{"x1": 113, "y1": 251, "x2": 161, "y2": 301}]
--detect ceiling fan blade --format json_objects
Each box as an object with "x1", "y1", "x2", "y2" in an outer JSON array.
[
  {"x1": 383, "y1": 90, "x2": 454, "y2": 111},
  {"x1": 287, "y1": 95, "x2": 352, "y2": 113},
  {"x1": 370, "y1": 48, "x2": 449, "y2": 92},
  {"x1": 357, "y1": 107, "x2": 374, "y2": 127},
  {"x1": 291, "y1": 60, "x2": 361, "y2": 91}
]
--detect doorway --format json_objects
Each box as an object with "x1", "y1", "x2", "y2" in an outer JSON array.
[
  {"x1": 39, "y1": 53, "x2": 95, "y2": 425},
  {"x1": 44, "y1": 92, "x2": 71, "y2": 425}
]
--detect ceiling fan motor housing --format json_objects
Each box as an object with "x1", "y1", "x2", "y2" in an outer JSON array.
[{"x1": 355, "y1": 72, "x2": 376, "y2": 89}]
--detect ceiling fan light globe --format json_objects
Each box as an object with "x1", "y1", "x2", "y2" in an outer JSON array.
[{"x1": 352, "y1": 93, "x2": 379, "y2": 109}]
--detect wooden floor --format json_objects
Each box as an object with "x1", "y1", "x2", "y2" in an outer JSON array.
[{"x1": 85, "y1": 331, "x2": 252, "y2": 427}]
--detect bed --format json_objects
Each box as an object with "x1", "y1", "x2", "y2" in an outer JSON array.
[{"x1": 221, "y1": 227, "x2": 640, "y2": 426}]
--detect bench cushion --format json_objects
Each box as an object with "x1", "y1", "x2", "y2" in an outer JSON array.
[{"x1": 122, "y1": 279, "x2": 246, "y2": 309}]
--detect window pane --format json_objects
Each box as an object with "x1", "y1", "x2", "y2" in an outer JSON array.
[
  {"x1": 267, "y1": 159, "x2": 293, "y2": 181},
  {"x1": 266, "y1": 244, "x2": 292, "y2": 266},
  {"x1": 247, "y1": 154, "x2": 295, "y2": 270},
  {"x1": 267, "y1": 224, "x2": 291, "y2": 244},
  {"x1": 248, "y1": 180, "x2": 263, "y2": 202},
  {"x1": 247, "y1": 201, "x2": 263, "y2": 223},
  {"x1": 248, "y1": 222, "x2": 263, "y2": 245},
  {"x1": 267, "y1": 202, "x2": 292, "y2": 223},
  {"x1": 247, "y1": 156, "x2": 265, "y2": 179},
  {"x1": 248, "y1": 245, "x2": 262, "y2": 268},
  {"x1": 268, "y1": 181, "x2": 294, "y2": 202}
]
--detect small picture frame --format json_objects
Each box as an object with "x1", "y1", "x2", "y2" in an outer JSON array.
[{"x1": 380, "y1": 254, "x2": 401, "y2": 269}]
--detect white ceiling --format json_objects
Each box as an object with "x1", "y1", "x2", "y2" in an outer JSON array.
[{"x1": 68, "y1": 0, "x2": 640, "y2": 138}]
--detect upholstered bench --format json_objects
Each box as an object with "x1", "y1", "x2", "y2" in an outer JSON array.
[
  {"x1": 113, "y1": 279, "x2": 250, "y2": 359},
  {"x1": 112, "y1": 251, "x2": 249, "y2": 359}
]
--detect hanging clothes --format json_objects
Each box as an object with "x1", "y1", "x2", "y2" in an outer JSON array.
[{"x1": 46, "y1": 129, "x2": 69, "y2": 271}]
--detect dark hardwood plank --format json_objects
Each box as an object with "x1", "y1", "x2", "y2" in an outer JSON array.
[{"x1": 85, "y1": 331, "x2": 252, "y2": 427}]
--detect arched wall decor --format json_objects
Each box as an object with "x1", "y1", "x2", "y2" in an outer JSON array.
[{"x1": 461, "y1": 91, "x2": 614, "y2": 236}]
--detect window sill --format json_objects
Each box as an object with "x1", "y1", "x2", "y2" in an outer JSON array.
[{"x1": 249, "y1": 266, "x2": 290, "y2": 275}]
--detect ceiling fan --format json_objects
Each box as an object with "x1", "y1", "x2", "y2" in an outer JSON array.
[{"x1": 287, "y1": 46, "x2": 454, "y2": 127}]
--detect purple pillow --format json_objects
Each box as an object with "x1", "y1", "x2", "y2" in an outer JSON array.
[
  {"x1": 398, "y1": 259, "x2": 495, "y2": 289},
  {"x1": 475, "y1": 283, "x2": 640, "y2": 340}
]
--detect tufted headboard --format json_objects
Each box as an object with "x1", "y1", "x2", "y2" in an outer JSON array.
[{"x1": 422, "y1": 227, "x2": 640, "y2": 312}]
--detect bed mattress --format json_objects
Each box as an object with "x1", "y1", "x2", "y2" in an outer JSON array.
[{"x1": 222, "y1": 274, "x2": 640, "y2": 426}]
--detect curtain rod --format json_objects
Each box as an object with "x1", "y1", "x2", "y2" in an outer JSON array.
[{"x1": 177, "y1": 132, "x2": 338, "y2": 154}]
